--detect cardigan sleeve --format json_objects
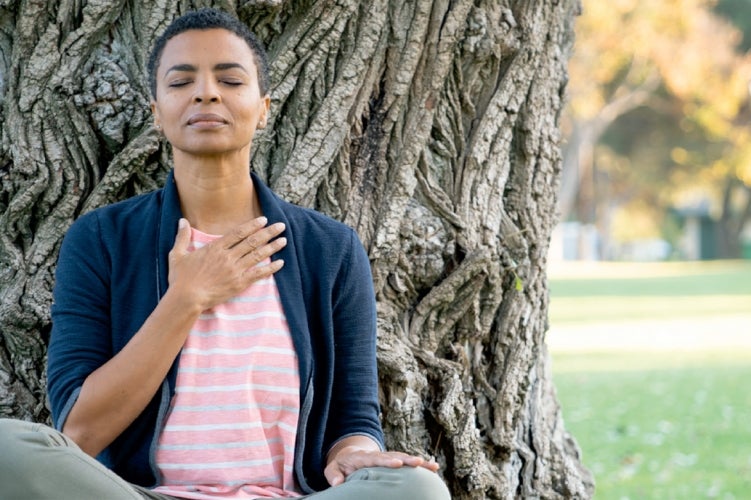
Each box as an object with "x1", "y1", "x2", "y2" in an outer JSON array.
[
  {"x1": 47, "y1": 212, "x2": 113, "y2": 432},
  {"x1": 324, "y1": 229, "x2": 385, "y2": 452}
]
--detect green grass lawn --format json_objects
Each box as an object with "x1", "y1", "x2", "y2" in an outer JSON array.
[
  {"x1": 548, "y1": 261, "x2": 751, "y2": 499},
  {"x1": 548, "y1": 260, "x2": 751, "y2": 324}
]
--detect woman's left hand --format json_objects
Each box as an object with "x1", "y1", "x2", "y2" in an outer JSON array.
[{"x1": 324, "y1": 444, "x2": 440, "y2": 487}]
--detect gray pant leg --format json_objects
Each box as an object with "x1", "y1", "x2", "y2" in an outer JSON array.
[
  {"x1": 0, "y1": 418, "x2": 171, "y2": 500},
  {"x1": 0, "y1": 419, "x2": 450, "y2": 500},
  {"x1": 300, "y1": 466, "x2": 452, "y2": 500}
]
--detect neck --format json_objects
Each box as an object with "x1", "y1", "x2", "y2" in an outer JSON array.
[{"x1": 172, "y1": 151, "x2": 262, "y2": 235}]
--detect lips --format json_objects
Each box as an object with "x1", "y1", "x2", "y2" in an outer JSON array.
[{"x1": 187, "y1": 113, "x2": 227, "y2": 125}]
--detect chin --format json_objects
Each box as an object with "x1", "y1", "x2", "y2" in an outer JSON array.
[{"x1": 173, "y1": 141, "x2": 239, "y2": 155}]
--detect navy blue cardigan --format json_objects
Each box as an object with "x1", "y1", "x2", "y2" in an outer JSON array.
[{"x1": 47, "y1": 171, "x2": 385, "y2": 493}]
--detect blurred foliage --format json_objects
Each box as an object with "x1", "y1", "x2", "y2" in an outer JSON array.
[
  {"x1": 717, "y1": 0, "x2": 751, "y2": 50},
  {"x1": 564, "y1": 0, "x2": 751, "y2": 256}
]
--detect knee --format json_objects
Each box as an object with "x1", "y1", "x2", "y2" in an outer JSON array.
[
  {"x1": 395, "y1": 466, "x2": 452, "y2": 500},
  {"x1": 0, "y1": 419, "x2": 62, "y2": 468},
  {"x1": 0, "y1": 419, "x2": 103, "y2": 499},
  {"x1": 0, "y1": 418, "x2": 36, "y2": 448},
  {"x1": 0, "y1": 419, "x2": 37, "y2": 469}
]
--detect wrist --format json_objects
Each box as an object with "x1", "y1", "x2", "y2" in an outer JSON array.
[
  {"x1": 162, "y1": 284, "x2": 205, "y2": 316},
  {"x1": 327, "y1": 436, "x2": 381, "y2": 464}
]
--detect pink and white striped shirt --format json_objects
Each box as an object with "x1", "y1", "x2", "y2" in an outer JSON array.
[{"x1": 154, "y1": 229, "x2": 302, "y2": 499}]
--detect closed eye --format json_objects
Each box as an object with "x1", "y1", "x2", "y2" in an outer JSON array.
[{"x1": 168, "y1": 80, "x2": 192, "y2": 88}]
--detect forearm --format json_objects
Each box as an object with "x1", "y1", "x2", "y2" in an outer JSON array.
[{"x1": 62, "y1": 288, "x2": 201, "y2": 457}]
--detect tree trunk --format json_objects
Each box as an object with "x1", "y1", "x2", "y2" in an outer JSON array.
[
  {"x1": 558, "y1": 68, "x2": 660, "y2": 224},
  {"x1": 717, "y1": 180, "x2": 751, "y2": 259},
  {"x1": 0, "y1": 1, "x2": 593, "y2": 498}
]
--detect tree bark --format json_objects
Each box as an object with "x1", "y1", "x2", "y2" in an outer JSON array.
[{"x1": 0, "y1": 1, "x2": 593, "y2": 498}]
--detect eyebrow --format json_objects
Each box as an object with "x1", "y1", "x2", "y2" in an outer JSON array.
[{"x1": 165, "y1": 62, "x2": 249, "y2": 75}]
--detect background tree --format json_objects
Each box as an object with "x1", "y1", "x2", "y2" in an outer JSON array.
[
  {"x1": 562, "y1": 0, "x2": 751, "y2": 259},
  {"x1": 0, "y1": 1, "x2": 592, "y2": 497}
]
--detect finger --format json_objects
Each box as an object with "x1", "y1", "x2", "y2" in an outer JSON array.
[
  {"x1": 390, "y1": 453, "x2": 438, "y2": 471},
  {"x1": 242, "y1": 257, "x2": 285, "y2": 283},
  {"x1": 247, "y1": 236, "x2": 287, "y2": 265},
  {"x1": 417, "y1": 459, "x2": 440, "y2": 472},
  {"x1": 237, "y1": 235, "x2": 287, "y2": 270},
  {"x1": 379, "y1": 452, "x2": 438, "y2": 470},
  {"x1": 383, "y1": 451, "x2": 424, "y2": 463},
  {"x1": 423, "y1": 462, "x2": 440, "y2": 472},
  {"x1": 232, "y1": 222, "x2": 286, "y2": 257},
  {"x1": 344, "y1": 452, "x2": 403, "y2": 471},
  {"x1": 220, "y1": 216, "x2": 268, "y2": 249},
  {"x1": 396, "y1": 456, "x2": 424, "y2": 467},
  {"x1": 374, "y1": 455, "x2": 405, "y2": 468}
]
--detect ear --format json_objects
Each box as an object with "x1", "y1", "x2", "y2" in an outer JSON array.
[
  {"x1": 258, "y1": 95, "x2": 271, "y2": 129},
  {"x1": 150, "y1": 100, "x2": 162, "y2": 130}
]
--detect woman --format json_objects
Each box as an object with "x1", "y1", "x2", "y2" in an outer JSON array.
[{"x1": 0, "y1": 8, "x2": 450, "y2": 500}]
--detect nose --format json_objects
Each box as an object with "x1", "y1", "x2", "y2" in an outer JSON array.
[{"x1": 193, "y1": 76, "x2": 220, "y2": 103}]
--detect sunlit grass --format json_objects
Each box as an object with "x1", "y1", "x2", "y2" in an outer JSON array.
[
  {"x1": 552, "y1": 349, "x2": 751, "y2": 374},
  {"x1": 548, "y1": 260, "x2": 751, "y2": 324},
  {"x1": 550, "y1": 295, "x2": 750, "y2": 324}
]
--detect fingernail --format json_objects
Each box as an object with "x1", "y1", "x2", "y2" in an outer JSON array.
[
  {"x1": 258, "y1": 216, "x2": 268, "y2": 225},
  {"x1": 179, "y1": 218, "x2": 187, "y2": 229}
]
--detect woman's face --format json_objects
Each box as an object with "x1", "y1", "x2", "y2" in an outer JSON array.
[{"x1": 150, "y1": 28, "x2": 269, "y2": 159}]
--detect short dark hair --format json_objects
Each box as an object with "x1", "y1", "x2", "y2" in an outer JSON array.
[{"x1": 147, "y1": 8, "x2": 270, "y2": 98}]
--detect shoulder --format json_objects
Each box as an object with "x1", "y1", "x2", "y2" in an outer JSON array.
[
  {"x1": 280, "y1": 199, "x2": 356, "y2": 240},
  {"x1": 64, "y1": 188, "x2": 164, "y2": 242},
  {"x1": 80, "y1": 188, "x2": 163, "y2": 225},
  {"x1": 276, "y1": 199, "x2": 366, "y2": 271},
  {"x1": 73, "y1": 189, "x2": 162, "y2": 229},
  {"x1": 254, "y1": 172, "x2": 357, "y2": 245}
]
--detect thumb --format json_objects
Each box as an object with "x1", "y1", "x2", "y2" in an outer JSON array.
[
  {"x1": 172, "y1": 218, "x2": 191, "y2": 255},
  {"x1": 324, "y1": 462, "x2": 345, "y2": 487}
]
